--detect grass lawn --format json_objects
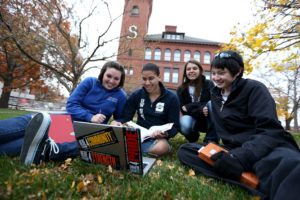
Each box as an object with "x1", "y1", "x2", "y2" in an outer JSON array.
[{"x1": 0, "y1": 109, "x2": 299, "y2": 199}]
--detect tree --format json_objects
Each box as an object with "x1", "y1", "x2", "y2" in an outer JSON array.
[
  {"x1": 223, "y1": 0, "x2": 300, "y2": 130},
  {"x1": 0, "y1": 31, "x2": 48, "y2": 108},
  {"x1": 259, "y1": 58, "x2": 300, "y2": 130},
  {"x1": 223, "y1": 0, "x2": 300, "y2": 71},
  {"x1": 0, "y1": 0, "x2": 126, "y2": 97}
]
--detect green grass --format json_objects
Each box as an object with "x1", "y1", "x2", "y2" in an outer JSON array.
[{"x1": 1, "y1": 109, "x2": 299, "y2": 199}]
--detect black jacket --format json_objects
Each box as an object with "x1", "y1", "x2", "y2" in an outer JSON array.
[
  {"x1": 210, "y1": 78, "x2": 299, "y2": 170},
  {"x1": 177, "y1": 76, "x2": 214, "y2": 131},
  {"x1": 120, "y1": 82, "x2": 180, "y2": 138}
]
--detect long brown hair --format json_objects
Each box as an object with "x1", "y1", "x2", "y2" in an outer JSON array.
[{"x1": 181, "y1": 60, "x2": 203, "y2": 98}]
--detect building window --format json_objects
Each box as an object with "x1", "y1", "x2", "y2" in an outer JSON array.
[
  {"x1": 184, "y1": 50, "x2": 191, "y2": 62},
  {"x1": 164, "y1": 49, "x2": 171, "y2": 61},
  {"x1": 124, "y1": 66, "x2": 134, "y2": 76},
  {"x1": 194, "y1": 51, "x2": 201, "y2": 62},
  {"x1": 204, "y1": 51, "x2": 211, "y2": 64},
  {"x1": 154, "y1": 48, "x2": 161, "y2": 60},
  {"x1": 129, "y1": 67, "x2": 133, "y2": 75},
  {"x1": 145, "y1": 48, "x2": 151, "y2": 60},
  {"x1": 131, "y1": 6, "x2": 139, "y2": 16},
  {"x1": 128, "y1": 49, "x2": 132, "y2": 56},
  {"x1": 163, "y1": 68, "x2": 170, "y2": 82},
  {"x1": 172, "y1": 68, "x2": 179, "y2": 83},
  {"x1": 174, "y1": 49, "x2": 181, "y2": 62},
  {"x1": 203, "y1": 71, "x2": 211, "y2": 80}
]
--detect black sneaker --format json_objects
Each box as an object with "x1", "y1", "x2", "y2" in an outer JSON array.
[{"x1": 20, "y1": 112, "x2": 52, "y2": 165}]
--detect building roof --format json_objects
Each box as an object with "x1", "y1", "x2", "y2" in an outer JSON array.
[{"x1": 144, "y1": 34, "x2": 221, "y2": 46}]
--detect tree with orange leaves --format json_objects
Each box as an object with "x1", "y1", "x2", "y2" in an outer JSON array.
[{"x1": 0, "y1": 0, "x2": 125, "y2": 104}]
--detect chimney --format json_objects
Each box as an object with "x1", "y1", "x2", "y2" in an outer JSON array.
[{"x1": 165, "y1": 25, "x2": 177, "y2": 33}]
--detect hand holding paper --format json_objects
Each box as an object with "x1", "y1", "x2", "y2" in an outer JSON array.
[{"x1": 125, "y1": 121, "x2": 173, "y2": 142}]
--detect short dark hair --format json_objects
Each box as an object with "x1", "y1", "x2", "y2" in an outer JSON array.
[
  {"x1": 211, "y1": 50, "x2": 244, "y2": 78},
  {"x1": 98, "y1": 61, "x2": 125, "y2": 87},
  {"x1": 142, "y1": 63, "x2": 160, "y2": 76}
]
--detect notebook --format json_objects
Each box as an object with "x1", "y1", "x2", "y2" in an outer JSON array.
[
  {"x1": 48, "y1": 113, "x2": 76, "y2": 143},
  {"x1": 73, "y1": 121, "x2": 156, "y2": 176}
]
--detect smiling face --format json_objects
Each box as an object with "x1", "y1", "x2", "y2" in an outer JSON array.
[
  {"x1": 142, "y1": 70, "x2": 160, "y2": 94},
  {"x1": 102, "y1": 68, "x2": 122, "y2": 90},
  {"x1": 185, "y1": 62, "x2": 201, "y2": 81},
  {"x1": 211, "y1": 67, "x2": 237, "y2": 92}
]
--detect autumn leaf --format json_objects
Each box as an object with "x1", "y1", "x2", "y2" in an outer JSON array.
[
  {"x1": 76, "y1": 181, "x2": 86, "y2": 192},
  {"x1": 107, "y1": 165, "x2": 113, "y2": 173},
  {"x1": 167, "y1": 164, "x2": 175, "y2": 170},
  {"x1": 5, "y1": 181, "x2": 12, "y2": 195},
  {"x1": 156, "y1": 159, "x2": 163, "y2": 166},
  {"x1": 188, "y1": 169, "x2": 195, "y2": 177},
  {"x1": 97, "y1": 175, "x2": 103, "y2": 184},
  {"x1": 71, "y1": 181, "x2": 75, "y2": 189}
]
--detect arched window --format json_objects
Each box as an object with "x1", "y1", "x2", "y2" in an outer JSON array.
[
  {"x1": 145, "y1": 48, "x2": 152, "y2": 60},
  {"x1": 154, "y1": 48, "x2": 161, "y2": 60},
  {"x1": 131, "y1": 6, "x2": 139, "y2": 16},
  {"x1": 204, "y1": 51, "x2": 211, "y2": 64},
  {"x1": 164, "y1": 49, "x2": 171, "y2": 61},
  {"x1": 184, "y1": 50, "x2": 191, "y2": 62},
  {"x1": 194, "y1": 51, "x2": 201, "y2": 62},
  {"x1": 174, "y1": 49, "x2": 181, "y2": 62}
]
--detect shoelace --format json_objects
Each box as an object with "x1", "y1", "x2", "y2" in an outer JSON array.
[{"x1": 47, "y1": 137, "x2": 59, "y2": 155}]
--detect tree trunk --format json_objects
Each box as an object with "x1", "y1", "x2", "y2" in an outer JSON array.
[
  {"x1": 285, "y1": 118, "x2": 292, "y2": 130},
  {"x1": 0, "y1": 77, "x2": 13, "y2": 108},
  {"x1": 0, "y1": 90, "x2": 11, "y2": 108},
  {"x1": 293, "y1": 106, "x2": 299, "y2": 131}
]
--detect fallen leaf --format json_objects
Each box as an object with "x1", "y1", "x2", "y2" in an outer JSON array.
[
  {"x1": 77, "y1": 181, "x2": 85, "y2": 192},
  {"x1": 30, "y1": 168, "x2": 40, "y2": 176},
  {"x1": 167, "y1": 164, "x2": 175, "y2": 170},
  {"x1": 107, "y1": 165, "x2": 113, "y2": 173},
  {"x1": 5, "y1": 181, "x2": 12, "y2": 195},
  {"x1": 156, "y1": 160, "x2": 163, "y2": 166},
  {"x1": 97, "y1": 175, "x2": 103, "y2": 184},
  {"x1": 85, "y1": 174, "x2": 94, "y2": 181},
  {"x1": 71, "y1": 181, "x2": 75, "y2": 189},
  {"x1": 64, "y1": 158, "x2": 72, "y2": 165},
  {"x1": 188, "y1": 169, "x2": 195, "y2": 177}
]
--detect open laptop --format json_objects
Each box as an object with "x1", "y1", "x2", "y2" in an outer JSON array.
[{"x1": 73, "y1": 121, "x2": 156, "y2": 176}]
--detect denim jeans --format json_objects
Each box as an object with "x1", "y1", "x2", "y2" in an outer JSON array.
[
  {"x1": 180, "y1": 115, "x2": 196, "y2": 136},
  {"x1": 0, "y1": 113, "x2": 79, "y2": 161},
  {"x1": 179, "y1": 101, "x2": 218, "y2": 143}
]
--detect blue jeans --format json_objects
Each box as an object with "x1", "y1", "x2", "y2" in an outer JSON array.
[
  {"x1": 180, "y1": 115, "x2": 196, "y2": 136},
  {"x1": 180, "y1": 101, "x2": 218, "y2": 143},
  {"x1": 0, "y1": 114, "x2": 79, "y2": 161}
]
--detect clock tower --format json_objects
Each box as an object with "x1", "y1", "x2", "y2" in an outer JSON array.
[{"x1": 117, "y1": 0, "x2": 153, "y2": 92}]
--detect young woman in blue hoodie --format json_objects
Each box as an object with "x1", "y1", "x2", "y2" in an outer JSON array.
[{"x1": 0, "y1": 61, "x2": 127, "y2": 165}]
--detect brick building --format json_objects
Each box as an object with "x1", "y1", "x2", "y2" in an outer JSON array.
[{"x1": 117, "y1": 0, "x2": 222, "y2": 93}]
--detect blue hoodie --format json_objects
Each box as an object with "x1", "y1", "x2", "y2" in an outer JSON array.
[{"x1": 66, "y1": 77, "x2": 126, "y2": 123}]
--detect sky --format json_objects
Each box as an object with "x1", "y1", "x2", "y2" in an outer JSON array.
[
  {"x1": 104, "y1": 0, "x2": 255, "y2": 43},
  {"x1": 63, "y1": 0, "x2": 256, "y2": 93},
  {"x1": 75, "y1": 0, "x2": 255, "y2": 57}
]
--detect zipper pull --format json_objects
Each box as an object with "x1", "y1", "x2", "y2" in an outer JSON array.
[{"x1": 220, "y1": 102, "x2": 224, "y2": 112}]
